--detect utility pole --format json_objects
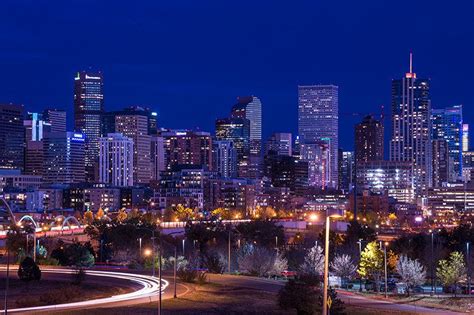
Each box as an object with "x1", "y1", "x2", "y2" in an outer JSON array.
[{"x1": 228, "y1": 229, "x2": 231, "y2": 273}]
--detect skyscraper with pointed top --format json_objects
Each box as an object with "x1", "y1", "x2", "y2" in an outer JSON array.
[{"x1": 389, "y1": 53, "x2": 432, "y2": 196}]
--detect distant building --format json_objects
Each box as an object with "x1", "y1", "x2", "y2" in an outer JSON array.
[
  {"x1": 99, "y1": 133, "x2": 134, "y2": 187},
  {"x1": 215, "y1": 118, "x2": 250, "y2": 177},
  {"x1": 264, "y1": 155, "x2": 308, "y2": 196},
  {"x1": 432, "y1": 139, "x2": 450, "y2": 187},
  {"x1": 24, "y1": 112, "x2": 50, "y2": 176},
  {"x1": 432, "y1": 105, "x2": 463, "y2": 181},
  {"x1": 101, "y1": 106, "x2": 158, "y2": 136},
  {"x1": 427, "y1": 183, "x2": 474, "y2": 219},
  {"x1": 300, "y1": 142, "x2": 330, "y2": 189},
  {"x1": 0, "y1": 170, "x2": 42, "y2": 193},
  {"x1": 43, "y1": 132, "x2": 86, "y2": 184},
  {"x1": 463, "y1": 124, "x2": 469, "y2": 152},
  {"x1": 205, "y1": 177, "x2": 256, "y2": 213},
  {"x1": 356, "y1": 160, "x2": 414, "y2": 203},
  {"x1": 338, "y1": 150, "x2": 355, "y2": 192},
  {"x1": 231, "y1": 96, "x2": 262, "y2": 157},
  {"x1": 156, "y1": 166, "x2": 215, "y2": 210},
  {"x1": 115, "y1": 114, "x2": 151, "y2": 184},
  {"x1": 0, "y1": 104, "x2": 25, "y2": 171},
  {"x1": 212, "y1": 140, "x2": 238, "y2": 178},
  {"x1": 150, "y1": 135, "x2": 166, "y2": 182},
  {"x1": 389, "y1": 54, "x2": 431, "y2": 196},
  {"x1": 43, "y1": 109, "x2": 66, "y2": 133},
  {"x1": 161, "y1": 130, "x2": 212, "y2": 171},
  {"x1": 298, "y1": 85, "x2": 338, "y2": 188},
  {"x1": 265, "y1": 133, "x2": 292, "y2": 156},
  {"x1": 355, "y1": 115, "x2": 384, "y2": 164},
  {"x1": 74, "y1": 71, "x2": 104, "y2": 182}
]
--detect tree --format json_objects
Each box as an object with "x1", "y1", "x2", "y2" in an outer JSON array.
[
  {"x1": 358, "y1": 241, "x2": 384, "y2": 292},
  {"x1": 437, "y1": 251, "x2": 466, "y2": 296},
  {"x1": 202, "y1": 250, "x2": 226, "y2": 274},
  {"x1": 270, "y1": 250, "x2": 288, "y2": 277},
  {"x1": 83, "y1": 210, "x2": 94, "y2": 225},
  {"x1": 396, "y1": 255, "x2": 426, "y2": 296},
  {"x1": 65, "y1": 243, "x2": 95, "y2": 267},
  {"x1": 235, "y1": 220, "x2": 285, "y2": 248},
  {"x1": 18, "y1": 257, "x2": 41, "y2": 282},
  {"x1": 174, "y1": 204, "x2": 194, "y2": 221},
  {"x1": 279, "y1": 275, "x2": 321, "y2": 315},
  {"x1": 237, "y1": 244, "x2": 275, "y2": 277},
  {"x1": 331, "y1": 254, "x2": 357, "y2": 288},
  {"x1": 300, "y1": 244, "x2": 324, "y2": 276},
  {"x1": 116, "y1": 208, "x2": 128, "y2": 222},
  {"x1": 95, "y1": 207, "x2": 105, "y2": 220}
]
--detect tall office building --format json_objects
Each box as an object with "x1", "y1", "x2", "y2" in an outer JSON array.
[
  {"x1": 102, "y1": 106, "x2": 158, "y2": 136},
  {"x1": 43, "y1": 109, "x2": 66, "y2": 133},
  {"x1": 432, "y1": 105, "x2": 463, "y2": 181},
  {"x1": 115, "y1": 114, "x2": 151, "y2": 184},
  {"x1": 24, "y1": 112, "x2": 50, "y2": 141},
  {"x1": 0, "y1": 104, "x2": 25, "y2": 171},
  {"x1": 298, "y1": 85, "x2": 339, "y2": 188},
  {"x1": 300, "y1": 142, "x2": 331, "y2": 188},
  {"x1": 150, "y1": 135, "x2": 166, "y2": 182},
  {"x1": 389, "y1": 54, "x2": 431, "y2": 195},
  {"x1": 265, "y1": 133, "x2": 292, "y2": 156},
  {"x1": 231, "y1": 96, "x2": 262, "y2": 155},
  {"x1": 99, "y1": 133, "x2": 134, "y2": 187},
  {"x1": 74, "y1": 71, "x2": 104, "y2": 182},
  {"x1": 231, "y1": 96, "x2": 262, "y2": 179},
  {"x1": 432, "y1": 139, "x2": 450, "y2": 187},
  {"x1": 43, "y1": 132, "x2": 85, "y2": 184},
  {"x1": 24, "y1": 112, "x2": 50, "y2": 176},
  {"x1": 161, "y1": 130, "x2": 212, "y2": 171},
  {"x1": 355, "y1": 115, "x2": 384, "y2": 164},
  {"x1": 463, "y1": 124, "x2": 469, "y2": 152},
  {"x1": 215, "y1": 118, "x2": 250, "y2": 178},
  {"x1": 338, "y1": 150, "x2": 355, "y2": 193},
  {"x1": 212, "y1": 140, "x2": 238, "y2": 178}
]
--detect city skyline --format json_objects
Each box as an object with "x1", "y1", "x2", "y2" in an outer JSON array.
[{"x1": 0, "y1": 1, "x2": 471, "y2": 150}]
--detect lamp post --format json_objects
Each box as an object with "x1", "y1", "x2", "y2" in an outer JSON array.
[
  {"x1": 467, "y1": 242, "x2": 471, "y2": 296},
  {"x1": 357, "y1": 239, "x2": 363, "y2": 292},
  {"x1": 322, "y1": 208, "x2": 343, "y2": 315},
  {"x1": 430, "y1": 230, "x2": 435, "y2": 295},
  {"x1": 383, "y1": 242, "x2": 388, "y2": 298}
]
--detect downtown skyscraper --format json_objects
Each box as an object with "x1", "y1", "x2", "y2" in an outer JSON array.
[
  {"x1": 0, "y1": 104, "x2": 25, "y2": 171},
  {"x1": 231, "y1": 96, "x2": 262, "y2": 179},
  {"x1": 432, "y1": 105, "x2": 463, "y2": 181},
  {"x1": 298, "y1": 85, "x2": 339, "y2": 189},
  {"x1": 355, "y1": 115, "x2": 384, "y2": 164},
  {"x1": 74, "y1": 71, "x2": 104, "y2": 182},
  {"x1": 389, "y1": 54, "x2": 431, "y2": 195}
]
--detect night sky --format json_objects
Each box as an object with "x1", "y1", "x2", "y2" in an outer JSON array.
[{"x1": 0, "y1": 1, "x2": 473, "y2": 150}]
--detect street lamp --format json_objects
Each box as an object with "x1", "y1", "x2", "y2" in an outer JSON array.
[
  {"x1": 357, "y1": 239, "x2": 363, "y2": 292},
  {"x1": 430, "y1": 230, "x2": 435, "y2": 295},
  {"x1": 383, "y1": 241, "x2": 389, "y2": 298},
  {"x1": 322, "y1": 208, "x2": 344, "y2": 315},
  {"x1": 467, "y1": 242, "x2": 471, "y2": 296}
]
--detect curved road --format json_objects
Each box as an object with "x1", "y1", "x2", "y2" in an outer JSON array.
[{"x1": 0, "y1": 267, "x2": 177, "y2": 314}]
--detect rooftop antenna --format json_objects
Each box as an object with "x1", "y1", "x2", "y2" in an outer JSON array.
[{"x1": 409, "y1": 52, "x2": 413, "y2": 73}]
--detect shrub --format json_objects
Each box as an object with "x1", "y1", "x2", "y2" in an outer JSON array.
[
  {"x1": 202, "y1": 251, "x2": 225, "y2": 274},
  {"x1": 18, "y1": 257, "x2": 41, "y2": 282},
  {"x1": 177, "y1": 267, "x2": 198, "y2": 283},
  {"x1": 196, "y1": 271, "x2": 208, "y2": 285}
]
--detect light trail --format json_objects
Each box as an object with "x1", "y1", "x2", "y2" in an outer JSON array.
[{"x1": 0, "y1": 268, "x2": 169, "y2": 313}]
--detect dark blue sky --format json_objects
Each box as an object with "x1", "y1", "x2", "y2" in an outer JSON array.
[{"x1": 0, "y1": 1, "x2": 473, "y2": 149}]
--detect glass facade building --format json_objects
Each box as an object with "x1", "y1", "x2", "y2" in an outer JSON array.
[
  {"x1": 298, "y1": 85, "x2": 339, "y2": 188},
  {"x1": 74, "y1": 71, "x2": 104, "y2": 182}
]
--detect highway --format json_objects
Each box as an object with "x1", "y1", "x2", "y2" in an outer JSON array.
[{"x1": 0, "y1": 268, "x2": 173, "y2": 314}]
